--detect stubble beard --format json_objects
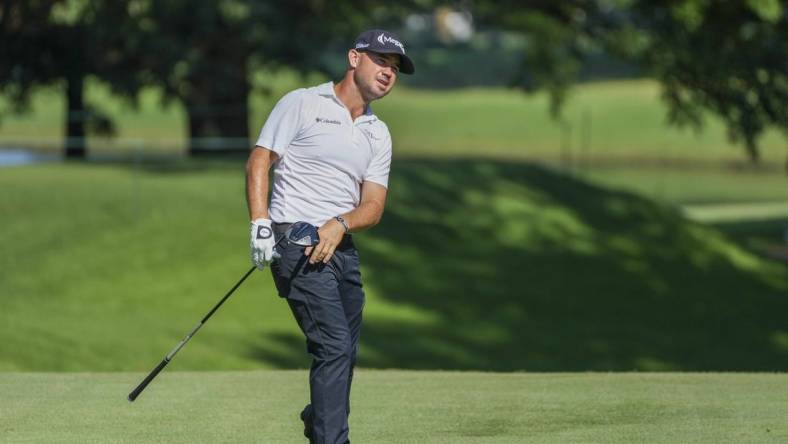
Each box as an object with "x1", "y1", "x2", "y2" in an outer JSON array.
[{"x1": 354, "y1": 69, "x2": 390, "y2": 103}]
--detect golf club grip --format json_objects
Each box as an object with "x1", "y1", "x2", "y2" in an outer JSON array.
[{"x1": 128, "y1": 358, "x2": 169, "y2": 402}]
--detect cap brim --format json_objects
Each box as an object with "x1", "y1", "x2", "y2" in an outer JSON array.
[
  {"x1": 398, "y1": 54, "x2": 415, "y2": 75},
  {"x1": 362, "y1": 48, "x2": 415, "y2": 75}
]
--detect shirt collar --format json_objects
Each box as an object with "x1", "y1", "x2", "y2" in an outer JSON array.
[
  {"x1": 316, "y1": 81, "x2": 336, "y2": 98},
  {"x1": 317, "y1": 81, "x2": 377, "y2": 123}
]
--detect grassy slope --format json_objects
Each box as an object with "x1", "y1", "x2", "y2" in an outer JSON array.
[
  {"x1": 2, "y1": 371, "x2": 787, "y2": 443},
  {"x1": 1, "y1": 161, "x2": 786, "y2": 372},
  {"x1": 582, "y1": 167, "x2": 788, "y2": 205},
  {"x1": 1, "y1": 78, "x2": 786, "y2": 165}
]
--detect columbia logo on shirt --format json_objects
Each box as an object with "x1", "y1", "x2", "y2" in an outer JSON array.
[{"x1": 316, "y1": 117, "x2": 342, "y2": 125}]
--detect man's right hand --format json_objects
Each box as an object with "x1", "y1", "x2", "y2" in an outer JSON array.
[{"x1": 250, "y1": 218, "x2": 276, "y2": 270}]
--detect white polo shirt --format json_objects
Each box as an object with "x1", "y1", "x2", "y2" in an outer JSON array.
[{"x1": 255, "y1": 82, "x2": 392, "y2": 227}]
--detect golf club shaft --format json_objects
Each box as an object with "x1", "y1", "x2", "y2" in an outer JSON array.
[{"x1": 127, "y1": 265, "x2": 257, "y2": 402}]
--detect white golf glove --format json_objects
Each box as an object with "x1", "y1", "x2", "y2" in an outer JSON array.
[{"x1": 250, "y1": 218, "x2": 277, "y2": 270}]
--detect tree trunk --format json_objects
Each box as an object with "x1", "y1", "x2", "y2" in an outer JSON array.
[
  {"x1": 186, "y1": 57, "x2": 250, "y2": 156},
  {"x1": 65, "y1": 72, "x2": 86, "y2": 159},
  {"x1": 744, "y1": 140, "x2": 760, "y2": 165}
]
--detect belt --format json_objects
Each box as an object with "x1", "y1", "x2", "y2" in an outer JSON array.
[{"x1": 272, "y1": 222, "x2": 293, "y2": 240}]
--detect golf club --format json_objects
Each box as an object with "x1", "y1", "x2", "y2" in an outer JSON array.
[{"x1": 127, "y1": 221, "x2": 320, "y2": 402}]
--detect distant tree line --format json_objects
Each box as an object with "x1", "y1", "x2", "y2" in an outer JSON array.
[
  {"x1": 0, "y1": 0, "x2": 417, "y2": 157},
  {"x1": 1, "y1": 0, "x2": 785, "y2": 163},
  {"x1": 474, "y1": 0, "x2": 787, "y2": 164}
]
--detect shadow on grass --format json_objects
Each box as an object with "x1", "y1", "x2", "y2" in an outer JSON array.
[
  {"x1": 712, "y1": 218, "x2": 788, "y2": 265},
  {"x1": 251, "y1": 159, "x2": 788, "y2": 371},
  {"x1": 96, "y1": 155, "x2": 247, "y2": 174}
]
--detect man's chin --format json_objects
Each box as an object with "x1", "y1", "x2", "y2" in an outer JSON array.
[
  {"x1": 363, "y1": 88, "x2": 389, "y2": 102},
  {"x1": 375, "y1": 82, "x2": 394, "y2": 97},
  {"x1": 375, "y1": 89, "x2": 391, "y2": 100}
]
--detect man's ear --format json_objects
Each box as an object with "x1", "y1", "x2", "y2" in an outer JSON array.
[{"x1": 348, "y1": 49, "x2": 361, "y2": 69}]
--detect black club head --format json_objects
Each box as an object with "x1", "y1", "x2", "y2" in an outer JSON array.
[{"x1": 286, "y1": 222, "x2": 320, "y2": 247}]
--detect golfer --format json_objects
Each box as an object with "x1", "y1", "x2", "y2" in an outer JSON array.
[{"x1": 245, "y1": 29, "x2": 414, "y2": 443}]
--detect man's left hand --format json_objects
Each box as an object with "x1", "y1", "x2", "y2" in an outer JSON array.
[{"x1": 305, "y1": 218, "x2": 346, "y2": 264}]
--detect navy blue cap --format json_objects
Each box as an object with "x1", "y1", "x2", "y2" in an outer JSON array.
[{"x1": 353, "y1": 29, "x2": 415, "y2": 75}]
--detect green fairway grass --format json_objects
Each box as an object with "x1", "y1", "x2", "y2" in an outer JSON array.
[
  {"x1": 4, "y1": 67, "x2": 787, "y2": 444},
  {"x1": 1, "y1": 160, "x2": 786, "y2": 373},
  {"x1": 582, "y1": 167, "x2": 788, "y2": 206},
  {"x1": 1, "y1": 78, "x2": 785, "y2": 166},
  {"x1": 1, "y1": 370, "x2": 787, "y2": 443},
  {"x1": 681, "y1": 202, "x2": 788, "y2": 223},
  {"x1": 578, "y1": 167, "x2": 788, "y2": 260},
  {"x1": 376, "y1": 81, "x2": 787, "y2": 166}
]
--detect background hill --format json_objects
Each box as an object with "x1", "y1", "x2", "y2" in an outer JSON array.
[{"x1": 2, "y1": 157, "x2": 785, "y2": 372}]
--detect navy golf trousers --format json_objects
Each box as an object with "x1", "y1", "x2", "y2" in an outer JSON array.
[{"x1": 271, "y1": 223, "x2": 365, "y2": 444}]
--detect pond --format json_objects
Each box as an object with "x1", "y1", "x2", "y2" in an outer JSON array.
[{"x1": 0, "y1": 149, "x2": 60, "y2": 167}]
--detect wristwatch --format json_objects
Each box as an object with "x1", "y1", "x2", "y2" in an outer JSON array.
[{"x1": 334, "y1": 215, "x2": 350, "y2": 233}]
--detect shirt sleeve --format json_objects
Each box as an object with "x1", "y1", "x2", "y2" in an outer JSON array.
[
  {"x1": 255, "y1": 89, "x2": 305, "y2": 157},
  {"x1": 363, "y1": 128, "x2": 392, "y2": 188}
]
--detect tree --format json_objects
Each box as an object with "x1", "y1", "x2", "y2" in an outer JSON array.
[
  {"x1": 611, "y1": 0, "x2": 788, "y2": 164},
  {"x1": 1, "y1": 0, "x2": 143, "y2": 158},
  {"x1": 473, "y1": 0, "x2": 788, "y2": 163},
  {"x1": 130, "y1": 0, "x2": 419, "y2": 155},
  {"x1": 2, "y1": 0, "x2": 422, "y2": 157}
]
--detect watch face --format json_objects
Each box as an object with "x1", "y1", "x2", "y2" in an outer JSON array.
[{"x1": 257, "y1": 226, "x2": 272, "y2": 239}]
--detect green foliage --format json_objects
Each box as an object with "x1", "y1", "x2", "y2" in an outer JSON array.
[
  {"x1": 0, "y1": 1, "x2": 422, "y2": 155},
  {"x1": 0, "y1": 0, "x2": 148, "y2": 156},
  {"x1": 746, "y1": 0, "x2": 784, "y2": 22},
  {"x1": 473, "y1": 0, "x2": 788, "y2": 163},
  {"x1": 4, "y1": 1, "x2": 785, "y2": 162},
  {"x1": 513, "y1": 12, "x2": 583, "y2": 117},
  {"x1": 472, "y1": 2, "x2": 590, "y2": 117},
  {"x1": 621, "y1": 0, "x2": 788, "y2": 163},
  {"x1": 0, "y1": 0, "x2": 63, "y2": 108},
  {"x1": 109, "y1": 0, "x2": 424, "y2": 153}
]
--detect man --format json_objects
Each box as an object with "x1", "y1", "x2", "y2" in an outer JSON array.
[{"x1": 245, "y1": 29, "x2": 415, "y2": 443}]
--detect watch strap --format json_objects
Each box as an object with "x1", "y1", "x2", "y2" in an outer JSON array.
[{"x1": 335, "y1": 215, "x2": 350, "y2": 233}]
